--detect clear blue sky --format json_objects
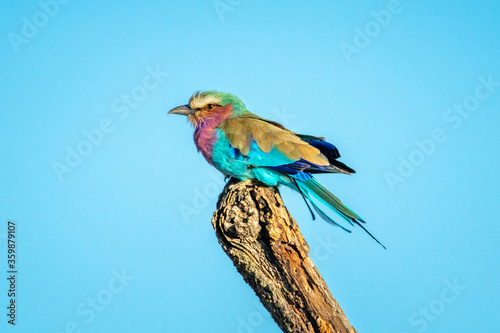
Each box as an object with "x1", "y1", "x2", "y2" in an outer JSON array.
[{"x1": 1, "y1": 1, "x2": 499, "y2": 332}]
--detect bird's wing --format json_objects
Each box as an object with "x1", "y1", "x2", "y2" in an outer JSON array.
[
  {"x1": 296, "y1": 134, "x2": 356, "y2": 174},
  {"x1": 218, "y1": 114, "x2": 330, "y2": 167}
]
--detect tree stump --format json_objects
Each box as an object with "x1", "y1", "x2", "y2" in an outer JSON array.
[{"x1": 211, "y1": 178, "x2": 357, "y2": 333}]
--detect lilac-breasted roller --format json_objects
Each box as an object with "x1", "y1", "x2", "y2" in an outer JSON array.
[{"x1": 168, "y1": 91, "x2": 385, "y2": 248}]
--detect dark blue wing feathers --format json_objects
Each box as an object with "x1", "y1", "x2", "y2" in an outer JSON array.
[
  {"x1": 269, "y1": 134, "x2": 355, "y2": 175},
  {"x1": 297, "y1": 134, "x2": 356, "y2": 174}
]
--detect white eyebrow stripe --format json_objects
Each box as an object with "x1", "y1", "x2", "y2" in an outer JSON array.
[{"x1": 189, "y1": 94, "x2": 220, "y2": 109}]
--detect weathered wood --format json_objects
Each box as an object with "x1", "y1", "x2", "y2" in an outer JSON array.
[{"x1": 211, "y1": 179, "x2": 357, "y2": 333}]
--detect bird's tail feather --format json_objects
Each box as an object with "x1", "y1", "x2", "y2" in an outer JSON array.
[{"x1": 296, "y1": 178, "x2": 386, "y2": 249}]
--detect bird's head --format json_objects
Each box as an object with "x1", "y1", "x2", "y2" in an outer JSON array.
[{"x1": 168, "y1": 91, "x2": 247, "y2": 126}]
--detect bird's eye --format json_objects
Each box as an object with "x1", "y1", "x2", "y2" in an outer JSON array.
[{"x1": 207, "y1": 104, "x2": 215, "y2": 110}]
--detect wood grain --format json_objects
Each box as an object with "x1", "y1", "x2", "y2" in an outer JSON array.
[{"x1": 211, "y1": 179, "x2": 357, "y2": 333}]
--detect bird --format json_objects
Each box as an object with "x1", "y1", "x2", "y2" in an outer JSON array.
[{"x1": 168, "y1": 91, "x2": 385, "y2": 249}]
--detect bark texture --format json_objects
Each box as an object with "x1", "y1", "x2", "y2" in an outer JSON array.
[{"x1": 211, "y1": 179, "x2": 357, "y2": 333}]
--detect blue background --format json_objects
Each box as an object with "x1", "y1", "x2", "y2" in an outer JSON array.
[{"x1": 1, "y1": 1, "x2": 499, "y2": 332}]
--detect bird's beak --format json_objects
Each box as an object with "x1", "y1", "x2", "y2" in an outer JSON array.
[{"x1": 168, "y1": 105, "x2": 194, "y2": 116}]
